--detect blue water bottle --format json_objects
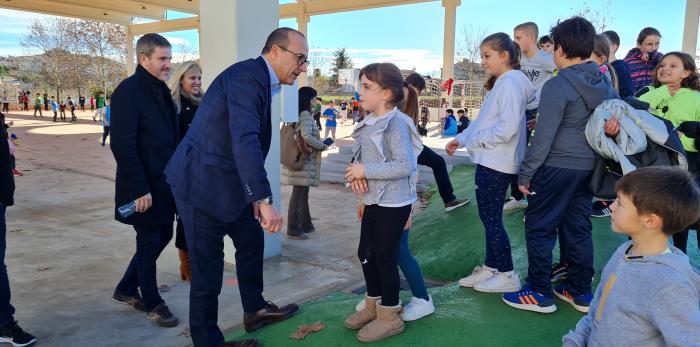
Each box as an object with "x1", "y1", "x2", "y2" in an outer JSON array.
[{"x1": 118, "y1": 200, "x2": 137, "y2": 218}]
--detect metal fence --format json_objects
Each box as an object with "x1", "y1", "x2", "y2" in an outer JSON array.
[{"x1": 418, "y1": 79, "x2": 486, "y2": 123}]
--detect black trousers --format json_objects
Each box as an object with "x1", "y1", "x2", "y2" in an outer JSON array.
[
  {"x1": 674, "y1": 152, "x2": 700, "y2": 253},
  {"x1": 177, "y1": 198, "x2": 266, "y2": 347},
  {"x1": 510, "y1": 109, "x2": 537, "y2": 200},
  {"x1": 525, "y1": 166, "x2": 594, "y2": 297},
  {"x1": 359, "y1": 204, "x2": 412, "y2": 306},
  {"x1": 102, "y1": 126, "x2": 110, "y2": 145},
  {"x1": 287, "y1": 185, "x2": 312, "y2": 235},
  {"x1": 115, "y1": 224, "x2": 173, "y2": 311},
  {"x1": 417, "y1": 145, "x2": 456, "y2": 204}
]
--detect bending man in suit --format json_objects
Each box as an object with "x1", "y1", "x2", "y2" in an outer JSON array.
[
  {"x1": 165, "y1": 27, "x2": 309, "y2": 347},
  {"x1": 110, "y1": 33, "x2": 179, "y2": 327}
]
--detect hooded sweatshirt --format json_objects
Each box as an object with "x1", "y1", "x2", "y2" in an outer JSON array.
[
  {"x1": 455, "y1": 69, "x2": 535, "y2": 174},
  {"x1": 563, "y1": 241, "x2": 700, "y2": 347},
  {"x1": 519, "y1": 62, "x2": 617, "y2": 186}
]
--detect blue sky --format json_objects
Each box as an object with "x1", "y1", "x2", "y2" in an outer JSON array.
[{"x1": 0, "y1": 0, "x2": 693, "y2": 77}]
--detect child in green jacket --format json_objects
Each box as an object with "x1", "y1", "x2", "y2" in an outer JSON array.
[{"x1": 637, "y1": 51, "x2": 700, "y2": 253}]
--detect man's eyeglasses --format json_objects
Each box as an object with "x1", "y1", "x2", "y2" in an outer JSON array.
[{"x1": 277, "y1": 45, "x2": 309, "y2": 66}]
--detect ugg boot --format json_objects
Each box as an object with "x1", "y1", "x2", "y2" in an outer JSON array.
[
  {"x1": 357, "y1": 303, "x2": 404, "y2": 343},
  {"x1": 345, "y1": 295, "x2": 379, "y2": 330},
  {"x1": 178, "y1": 249, "x2": 192, "y2": 281}
]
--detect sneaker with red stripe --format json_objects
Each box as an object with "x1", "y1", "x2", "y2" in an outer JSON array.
[
  {"x1": 554, "y1": 285, "x2": 592, "y2": 313},
  {"x1": 502, "y1": 284, "x2": 557, "y2": 314}
]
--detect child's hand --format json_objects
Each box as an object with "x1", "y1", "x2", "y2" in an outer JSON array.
[
  {"x1": 350, "y1": 178, "x2": 369, "y2": 193},
  {"x1": 519, "y1": 183, "x2": 533, "y2": 195},
  {"x1": 527, "y1": 118, "x2": 537, "y2": 131},
  {"x1": 641, "y1": 52, "x2": 649, "y2": 61},
  {"x1": 404, "y1": 215, "x2": 413, "y2": 230},
  {"x1": 345, "y1": 163, "x2": 366, "y2": 181},
  {"x1": 668, "y1": 83, "x2": 681, "y2": 96},
  {"x1": 604, "y1": 116, "x2": 620, "y2": 137},
  {"x1": 357, "y1": 203, "x2": 365, "y2": 220},
  {"x1": 446, "y1": 139, "x2": 460, "y2": 156}
]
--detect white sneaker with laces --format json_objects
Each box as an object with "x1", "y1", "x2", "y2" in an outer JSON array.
[
  {"x1": 402, "y1": 295, "x2": 435, "y2": 321},
  {"x1": 458, "y1": 265, "x2": 496, "y2": 288},
  {"x1": 473, "y1": 271, "x2": 521, "y2": 293},
  {"x1": 503, "y1": 198, "x2": 528, "y2": 212}
]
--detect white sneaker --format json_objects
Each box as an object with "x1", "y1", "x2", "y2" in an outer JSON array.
[
  {"x1": 458, "y1": 265, "x2": 496, "y2": 288},
  {"x1": 402, "y1": 295, "x2": 435, "y2": 321},
  {"x1": 473, "y1": 271, "x2": 521, "y2": 293},
  {"x1": 503, "y1": 198, "x2": 528, "y2": 212}
]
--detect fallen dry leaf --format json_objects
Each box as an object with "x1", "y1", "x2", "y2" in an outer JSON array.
[{"x1": 289, "y1": 322, "x2": 325, "y2": 340}]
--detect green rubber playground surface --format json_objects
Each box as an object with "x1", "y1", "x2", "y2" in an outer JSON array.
[{"x1": 226, "y1": 165, "x2": 700, "y2": 346}]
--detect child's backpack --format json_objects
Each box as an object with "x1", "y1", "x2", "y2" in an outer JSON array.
[{"x1": 280, "y1": 123, "x2": 310, "y2": 171}]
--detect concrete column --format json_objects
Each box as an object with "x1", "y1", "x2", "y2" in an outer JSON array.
[
  {"x1": 199, "y1": 0, "x2": 282, "y2": 260},
  {"x1": 126, "y1": 26, "x2": 135, "y2": 75},
  {"x1": 442, "y1": 0, "x2": 460, "y2": 106},
  {"x1": 296, "y1": 15, "x2": 310, "y2": 87},
  {"x1": 683, "y1": 0, "x2": 700, "y2": 55}
]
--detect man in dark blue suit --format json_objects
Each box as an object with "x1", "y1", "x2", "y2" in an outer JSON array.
[
  {"x1": 165, "y1": 28, "x2": 309, "y2": 347},
  {"x1": 110, "y1": 33, "x2": 179, "y2": 327}
]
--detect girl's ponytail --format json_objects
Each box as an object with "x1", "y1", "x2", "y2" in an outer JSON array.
[
  {"x1": 399, "y1": 81, "x2": 419, "y2": 125},
  {"x1": 481, "y1": 32, "x2": 520, "y2": 91}
]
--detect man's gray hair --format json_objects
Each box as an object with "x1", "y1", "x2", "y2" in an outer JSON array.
[{"x1": 136, "y1": 33, "x2": 172, "y2": 58}]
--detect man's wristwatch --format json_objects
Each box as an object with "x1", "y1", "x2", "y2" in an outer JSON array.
[{"x1": 256, "y1": 196, "x2": 273, "y2": 205}]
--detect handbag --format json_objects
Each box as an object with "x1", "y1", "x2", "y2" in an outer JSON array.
[{"x1": 280, "y1": 122, "x2": 310, "y2": 171}]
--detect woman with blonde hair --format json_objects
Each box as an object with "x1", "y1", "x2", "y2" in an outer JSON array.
[{"x1": 168, "y1": 60, "x2": 204, "y2": 281}]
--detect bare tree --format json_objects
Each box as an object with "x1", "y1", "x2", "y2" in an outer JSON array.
[
  {"x1": 79, "y1": 20, "x2": 126, "y2": 93},
  {"x1": 174, "y1": 42, "x2": 198, "y2": 63},
  {"x1": 65, "y1": 19, "x2": 86, "y2": 99},
  {"x1": 573, "y1": 0, "x2": 614, "y2": 32},
  {"x1": 456, "y1": 24, "x2": 488, "y2": 81},
  {"x1": 307, "y1": 47, "x2": 331, "y2": 91},
  {"x1": 21, "y1": 19, "x2": 72, "y2": 100}
]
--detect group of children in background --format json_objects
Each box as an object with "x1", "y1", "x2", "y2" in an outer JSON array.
[
  {"x1": 442, "y1": 108, "x2": 470, "y2": 136},
  {"x1": 450, "y1": 16, "x2": 700, "y2": 346},
  {"x1": 344, "y1": 15, "x2": 700, "y2": 345}
]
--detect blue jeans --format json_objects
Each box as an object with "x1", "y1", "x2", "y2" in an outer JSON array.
[
  {"x1": 475, "y1": 165, "x2": 515, "y2": 272},
  {"x1": 397, "y1": 229, "x2": 429, "y2": 301},
  {"x1": 0, "y1": 204, "x2": 15, "y2": 326},
  {"x1": 115, "y1": 224, "x2": 173, "y2": 311}
]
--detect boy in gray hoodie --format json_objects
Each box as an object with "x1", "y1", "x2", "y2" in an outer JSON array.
[
  {"x1": 563, "y1": 166, "x2": 700, "y2": 347},
  {"x1": 503, "y1": 17, "x2": 618, "y2": 314}
]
